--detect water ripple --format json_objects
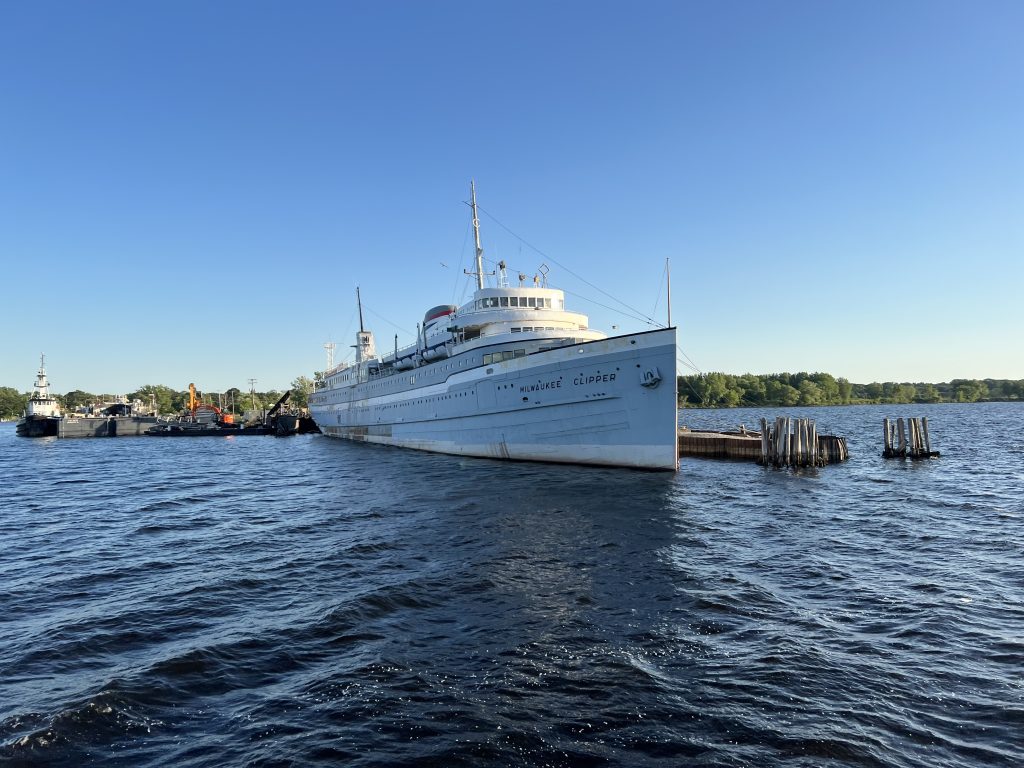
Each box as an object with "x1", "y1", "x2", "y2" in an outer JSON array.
[{"x1": 1, "y1": 404, "x2": 1022, "y2": 766}]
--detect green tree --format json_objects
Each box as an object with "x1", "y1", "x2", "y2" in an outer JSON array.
[
  {"x1": 738, "y1": 374, "x2": 767, "y2": 404},
  {"x1": 765, "y1": 379, "x2": 801, "y2": 406},
  {"x1": 952, "y1": 379, "x2": 988, "y2": 402},
  {"x1": 798, "y1": 380, "x2": 823, "y2": 406},
  {"x1": 915, "y1": 383, "x2": 942, "y2": 403},
  {"x1": 128, "y1": 385, "x2": 178, "y2": 415},
  {"x1": 62, "y1": 390, "x2": 97, "y2": 411},
  {"x1": 809, "y1": 373, "x2": 840, "y2": 404},
  {"x1": 223, "y1": 388, "x2": 243, "y2": 414},
  {"x1": 290, "y1": 376, "x2": 314, "y2": 409},
  {"x1": 0, "y1": 387, "x2": 27, "y2": 419},
  {"x1": 837, "y1": 377, "x2": 853, "y2": 404},
  {"x1": 897, "y1": 384, "x2": 917, "y2": 403}
]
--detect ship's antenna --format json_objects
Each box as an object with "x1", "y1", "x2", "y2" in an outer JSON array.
[
  {"x1": 356, "y1": 286, "x2": 365, "y2": 332},
  {"x1": 464, "y1": 180, "x2": 493, "y2": 290},
  {"x1": 666, "y1": 257, "x2": 672, "y2": 328}
]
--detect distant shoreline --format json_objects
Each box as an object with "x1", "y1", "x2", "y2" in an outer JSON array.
[{"x1": 679, "y1": 399, "x2": 1023, "y2": 409}]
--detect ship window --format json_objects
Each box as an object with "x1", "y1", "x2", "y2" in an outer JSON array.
[
  {"x1": 527, "y1": 297, "x2": 536, "y2": 307},
  {"x1": 502, "y1": 350, "x2": 514, "y2": 361},
  {"x1": 514, "y1": 349, "x2": 526, "y2": 358},
  {"x1": 558, "y1": 299, "x2": 564, "y2": 309},
  {"x1": 544, "y1": 298, "x2": 552, "y2": 308},
  {"x1": 500, "y1": 297, "x2": 509, "y2": 307},
  {"x1": 510, "y1": 297, "x2": 519, "y2": 307},
  {"x1": 511, "y1": 327, "x2": 520, "y2": 333}
]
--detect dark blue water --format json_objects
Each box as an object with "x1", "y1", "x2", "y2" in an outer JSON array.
[{"x1": 1, "y1": 403, "x2": 1021, "y2": 767}]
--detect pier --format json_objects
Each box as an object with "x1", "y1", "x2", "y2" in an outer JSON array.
[{"x1": 678, "y1": 428, "x2": 763, "y2": 461}]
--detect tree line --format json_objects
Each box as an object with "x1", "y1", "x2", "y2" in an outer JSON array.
[
  {"x1": 3, "y1": 373, "x2": 1021, "y2": 420},
  {"x1": 0, "y1": 376, "x2": 315, "y2": 420},
  {"x1": 678, "y1": 372, "x2": 1023, "y2": 407}
]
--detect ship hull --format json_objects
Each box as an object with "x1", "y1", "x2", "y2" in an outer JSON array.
[
  {"x1": 16, "y1": 416, "x2": 160, "y2": 438},
  {"x1": 16, "y1": 415, "x2": 58, "y2": 437},
  {"x1": 310, "y1": 327, "x2": 678, "y2": 470},
  {"x1": 146, "y1": 424, "x2": 272, "y2": 436}
]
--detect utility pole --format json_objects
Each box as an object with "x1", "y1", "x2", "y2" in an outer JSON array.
[{"x1": 248, "y1": 378, "x2": 257, "y2": 412}]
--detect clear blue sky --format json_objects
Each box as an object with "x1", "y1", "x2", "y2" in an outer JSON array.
[{"x1": 2, "y1": 1, "x2": 1021, "y2": 394}]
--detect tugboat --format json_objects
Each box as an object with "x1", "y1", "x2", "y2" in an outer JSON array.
[
  {"x1": 15, "y1": 355, "x2": 161, "y2": 438},
  {"x1": 15, "y1": 355, "x2": 62, "y2": 437}
]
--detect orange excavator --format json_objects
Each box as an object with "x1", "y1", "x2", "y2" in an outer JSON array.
[{"x1": 187, "y1": 383, "x2": 233, "y2": 424}]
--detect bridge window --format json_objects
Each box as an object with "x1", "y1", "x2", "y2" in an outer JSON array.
[{"x1": 500, "y1": 297, "x2": 509, "y2": 307}]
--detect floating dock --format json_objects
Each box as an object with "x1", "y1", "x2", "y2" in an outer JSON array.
[{"x1": 678, "y1": 428, "x2": 763, "y2": 461}]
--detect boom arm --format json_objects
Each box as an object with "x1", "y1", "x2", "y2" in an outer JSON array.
[{"x1": 266, "y1": 390, "x2": 292, "y2": 417}]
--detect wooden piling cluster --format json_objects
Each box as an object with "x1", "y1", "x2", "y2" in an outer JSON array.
[
  {"x1": 758, "y1": 417, "x2": 848, "y2": 467},
  {"x1": 883, "y1": 417, "x2": 939, "y2": 459},
  {"x1": 678, "y1": 419, "x2": 849, "y2": 466}
]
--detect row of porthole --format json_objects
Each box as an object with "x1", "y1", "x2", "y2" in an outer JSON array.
[{"x1": 372, "y1": 391, "x2": 470, "y2": 410}]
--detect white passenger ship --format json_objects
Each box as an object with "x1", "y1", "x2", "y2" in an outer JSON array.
[{"x1": 308, "y1": 184, "x2": 678, "y2": 470}]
